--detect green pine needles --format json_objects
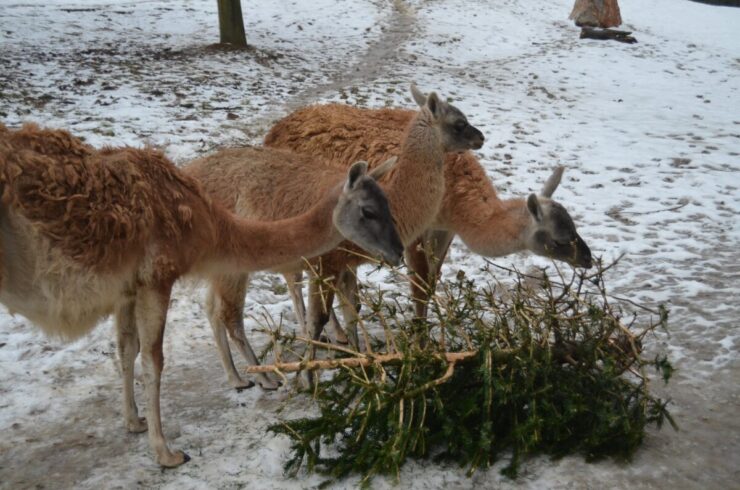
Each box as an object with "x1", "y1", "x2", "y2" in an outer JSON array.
[{"x1": 266, "y1": 260, "x2": 676, "y2": 486}]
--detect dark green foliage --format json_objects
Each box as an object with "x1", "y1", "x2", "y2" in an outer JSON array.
[{"x1": 268, "y1": 262, "x2": 676, "y2": 486}]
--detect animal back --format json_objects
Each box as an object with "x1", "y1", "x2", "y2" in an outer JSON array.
[
  {"x1": 265, "y1": 104, "x2": 412, "y2": 169},
  {"x1": 0, "y1": 124, "x2": 202, "y2": 272}
]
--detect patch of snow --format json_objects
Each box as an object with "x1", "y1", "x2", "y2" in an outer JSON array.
[{"x1": 1, "y1": 0, "x2": 739, "y2": 488}]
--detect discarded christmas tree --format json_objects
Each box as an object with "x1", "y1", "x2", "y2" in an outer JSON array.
[{"x1": 256, "y1": 259, "x2": 676, "y2": 486}]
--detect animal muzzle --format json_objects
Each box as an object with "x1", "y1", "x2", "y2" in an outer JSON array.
[
  {"x1": 383, "y1": 231, "x2": 404, "y2": 266},
  {"x1": 572, "y1": 235, "x2": 593, "y2": 269},
  {"x1": 384, "y1": 251, "x2": 403, "y2": 267},
  {"x1": 469, "y1": 127, "x2": 485, "y2": 150}
]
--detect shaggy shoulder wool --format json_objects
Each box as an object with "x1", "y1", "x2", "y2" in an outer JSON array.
[{"x1": 0, "y1": 123, "x2": 205, "y2": 272}]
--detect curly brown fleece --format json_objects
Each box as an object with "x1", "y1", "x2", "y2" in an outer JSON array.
[
  {"x1": 264, "y1": 106, "x2": 411, "y2": 167},
  {"x1": 0, "y1": 123, "x2": 201, "y2": 273}
]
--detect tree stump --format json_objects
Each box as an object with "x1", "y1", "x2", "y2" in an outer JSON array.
[{"x1": 570, "y1": 0, "x2": 622, "y2": 28}]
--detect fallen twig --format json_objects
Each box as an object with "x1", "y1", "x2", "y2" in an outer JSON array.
[{"x1": 245, "y1": 351, "x2": 479, "y2": 374}]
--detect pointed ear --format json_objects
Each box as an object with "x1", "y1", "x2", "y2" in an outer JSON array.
[
  {"x1": 541, "y1": 166, "x2": 564, "y2": 198},
  {"x1": 369, "y1": 156, "x2": 398, "y2": 180},
  {"x1": 426, "y1": 91, "x2": 442, "y2": 118},
  {"x1": 527, "y1": 193, "x2": 543, "y2": 222},
  {"x1": 345, "y1": 161, "x2": 369, "y2": 191},
  {"x1": 410, "y1": 83, "x2": 426, "y2": 107}
]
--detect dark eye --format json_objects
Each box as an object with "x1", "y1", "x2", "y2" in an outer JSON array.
[
  {"x1": 454, "y1": 121, "x2": 467, "y2": 132},
  {"x1": 361, "y1": 208, "x2": 378, "y2": 220}
]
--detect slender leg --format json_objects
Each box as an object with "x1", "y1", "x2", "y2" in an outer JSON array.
[
  {"x1": 206, "y1": 274, "x2": 255, "y2": 390},
  {"x1": 425, "y1": 230, "x2": 455, "y2": 348},
  {"x1": 335, "y1": 267, "x2": 361, "y2": 349},
  {"x1": 298, "y1": 269, "x2": 349, "y2": 346},
  {"x1": 287, "y1": 270, "x2": 349, "y2": 345},
  {"x1": 326, "y1": 267, "x2": 352, "y2": 346},
  {"x1": 406, "y1": 230, "x2": 455, "y2": 319},
  {"x1": 428, "y1": 230, "x2": 455, "y2": 286},
  {"x1": 222, "y1": 274, "x2": 280, "y2": 390},
  {"x1": 135, "y1": 284, "x2": 189, "y2": 467},
  {"x1": 405, "y1": 235, "x2": 432, "y2": 319},
  {"x1": 285, "y1": 271, "x2": 308, "y2": 335},
  {"x1": 209, "y1": 273, "x2": 279, "y2": 390},
  {"x1": 115, "y1": 292, "x2": 147, "y2": 433},
  {"x1": 302, "y1": 270, "x2": 334, "y2": 387},
  {"x1": 327, "y1": 308, "x2": 349, "y2": 345}
]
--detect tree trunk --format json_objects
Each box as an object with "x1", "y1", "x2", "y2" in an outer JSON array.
[
  {"x1": 217, "y1": 0, "x2": 247, "y2": 47},
  {"x1": 570, "y1": 0, "x2": 622, "y2": 28}
]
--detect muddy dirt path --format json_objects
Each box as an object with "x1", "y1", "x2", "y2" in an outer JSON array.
[{"x1": 244, "y1": 0, "x2": 417, "y2": 137}]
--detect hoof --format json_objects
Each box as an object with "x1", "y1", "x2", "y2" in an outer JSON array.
[
  {"x1": 235, "y1": 380, "x2": 256, "y2": 392},
  {"x1": 126, "y1": 417, "x2": 148, "y2": 434},
  {"x1": 258, "y1": 378, "x2": 282, "y2": 391},
  {"x1": 159, "y1": 450, "x2": 190, "y2": 468}
]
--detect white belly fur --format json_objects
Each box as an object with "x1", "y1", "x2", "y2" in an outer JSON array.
[{"x1": 0, "y1": 210, "x2": 135, "y2": 341}]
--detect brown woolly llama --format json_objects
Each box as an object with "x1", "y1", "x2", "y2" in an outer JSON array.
[{"x1": 0, "y1": 122, "x2": 402, "y2": 466}]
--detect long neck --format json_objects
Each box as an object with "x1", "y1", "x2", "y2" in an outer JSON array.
[
  {"x1": 441, "y1": 187, "x2": 531, "y2": 258},
  {"x1": 206, "y1": 185, "x2": 343, "y2": 273},
  {"x1": 386, "y1": 109, "x2": 446, "y2": 245}
]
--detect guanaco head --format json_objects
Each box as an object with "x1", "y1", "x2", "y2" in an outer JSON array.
[
  {"x1": 524, "y1": 167, "x2": 593, "y2": 268},
  {"x1": 410, "y1": 84, "x2": 485, "y2": 152},
  {"x1": 333, "y1": 160, "x2": 404, "y2": 265}
]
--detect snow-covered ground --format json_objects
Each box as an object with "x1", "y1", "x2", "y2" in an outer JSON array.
[{"x1": 1, "y1": 0, "x2": 738, "y2": 488}]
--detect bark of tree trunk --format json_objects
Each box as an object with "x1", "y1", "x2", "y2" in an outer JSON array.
[
  {"x1": 217, "y1": 0, "x2": 247, "y2": 47},
  {"x1": 570, "y1": 0, "x2": 622, "y2": 28}
]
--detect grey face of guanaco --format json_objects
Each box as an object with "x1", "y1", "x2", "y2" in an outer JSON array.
[
  {"x1": 526, "y1": 195, "x2": 593, "y2": 269},
  {"x1": 436, "y1": 102, "x2": 485, "y2": 152},
  {"x1": 334, "y1": 161, "x2": 404, "y2": 265},
  {"x1": 410, "y1": 84, "x2": 485, "y2": 152},
  {"x1": 524, "y1": 167, "x2": 592, "y2": 269}
]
